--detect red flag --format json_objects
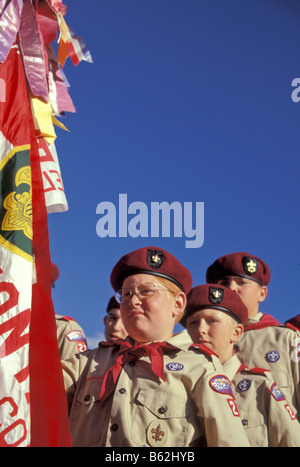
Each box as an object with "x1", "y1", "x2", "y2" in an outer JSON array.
[
  {"x1": 30, "y1": 130, "x2": 71, "y2": 447},
  {"x1": 0, "y1": 1, "x2": 91, "y2": 446}
]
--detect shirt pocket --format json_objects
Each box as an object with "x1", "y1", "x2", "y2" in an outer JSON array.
[
  {"x1": 75, "y1": 379, "x2": 102, "y2": 406},
  {"x1": 70, "y1": 380, "x2": 104, "y2": 447},
  {"x1": 131, "y1": 387, "x2": 191, "y2": 446},
  {"x1": 239, "y1": 416, "x2": 268, "y2": 447}
]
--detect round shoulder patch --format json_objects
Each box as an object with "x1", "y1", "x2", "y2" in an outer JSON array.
[
  {"x1": 166, "y1": 362, "x2": 184, "y2": 371},
  {"x1": 237, "y1": 379, "x2": 251, "y2": 392},
  {"x1": 265, "y1": 350, "x2": 280, "y2": 363},
  {"x1": 209, "y1": 375, "x2": 234, "y2": 397}
]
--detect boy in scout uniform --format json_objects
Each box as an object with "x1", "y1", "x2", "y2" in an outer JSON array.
[
  {"x1": 182, "y1": 284, "x2": 300, "y2": 446},
  {"x1": 62, "y1": 246, "x2": 250, "y2": 447},
  {"x1": 56, "y1": 315, "x2": 88, "y2": 359},
  {"x1": 103, "y1": 295, "x2": 128, "y2": 342},
  {"x1": 51, "y1": 262, "x2": 88, "y2": 359},
  {"x1": 206, "y1": 251, "x2": 300, "y2": 420}
]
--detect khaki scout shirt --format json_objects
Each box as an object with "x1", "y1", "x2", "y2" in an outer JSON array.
[
  {"x1": 62, "y1": 330, "x2": 250, "y2": 447},
  {"x1": 223, "y1": 354, "x2": 300, "y2": 447},
  {"x1": 56, "y1": 314, "x2": 88, "y2": 361},
  {"x1": 237, "y1": 312, "x2": 300, "y2": 419}
]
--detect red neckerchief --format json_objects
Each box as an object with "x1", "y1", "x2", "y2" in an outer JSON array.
[
  {"x1": 98, "y1": 339, "x2": 175, "y2": 408},
  {"x1": 244, "y1": 313, "x2": 282, "y2": 331},
  {"x1": 236, "y1": 363, "x2": 249, "y2": 373},
  {"x1": 236, "y1": 363, "x2": 269, "y2": 376}
]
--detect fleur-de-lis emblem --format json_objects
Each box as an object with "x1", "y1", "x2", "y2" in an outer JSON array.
[
  {"x1": 147, "y1": 249, "x2": 163, "y2": 270},
  {"x1": 212, "y1": 290, "x2": 221, "y2": 298},
  {"x1": 2, "y1": 166, "x2": 32, "y2": 240},
  {"x1": 246, "y1": 259, "x2": 257, "y2": 273},
  {"x1": 151, "y1": 254, "x2": 161, "y2": 263},
  {"x1": 151, "y1": 424, "x2": 165, "y2": 442},
  {"x1": 209, "y1": 286, "x2": 224, "y2": 304}
]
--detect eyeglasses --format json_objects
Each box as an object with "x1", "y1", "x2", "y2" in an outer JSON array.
[{"x1": 115, "y1": 283, "x2": 170, "y2": 304}]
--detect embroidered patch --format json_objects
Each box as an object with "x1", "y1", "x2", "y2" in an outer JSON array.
[
  {"x1": 166, "y1": 362, "x2": 184, "y2": 371},
  {"x1": 146, "y1": 420, "x2": 168, "y2": 447},
  {"x1": 209, "y1": 287, "x2": 224, "y2": 304},
  {"x1": 77, "y1": 341, "x2": 88, "y2": 353},
  {"x1": 265, "y1": 350, "x2": 280, "y2": 363},
  {"x1": 243, "y1": 256, "x2": 258, "y2": 275},
  {"x1": 284, "y1": 404, "x2": 296, "y2": 420},
  {"x1": 147, "y1": 249, "x2": 163, "y2": 269},
  {"x1": 270, "y1": 382, "x2": 286, "y2": 401},
  {"x1": 209, "y1": 375, "x2": 234, "y2": 396},
  {"x1": 227, "y1": 398, "x2": 240, "y2": 417},
  {"x1": 66, "y1": 330, "x2": 86, "y2": 342},
  {"x1": 237, "y1": 379, "x2": 251, "y2": 392}
]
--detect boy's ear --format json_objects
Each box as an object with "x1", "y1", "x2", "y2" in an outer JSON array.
[
  {"x1": 231, "y1": 323, "x2": 244, "y2": 344},
  {"x1": 172, "y1": 292, "x2": 187, "y2": 318},
  {"x1": 258, "y1": 285, "x2": 268, "y2": 303}
]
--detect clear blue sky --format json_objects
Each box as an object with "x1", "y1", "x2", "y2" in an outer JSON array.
[{"x1": 48, "y1": 0, "x2": 300, "y2": 346}]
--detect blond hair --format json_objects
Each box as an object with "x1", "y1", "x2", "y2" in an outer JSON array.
[{"x1": 155, "y1": 276, "x2": 186, "y2": 324}]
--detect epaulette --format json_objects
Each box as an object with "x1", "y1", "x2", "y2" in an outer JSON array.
[
  {"x1": 285, "y1": 323, "x2": 300, "y2": 332},
  {"x1": 189, "y1": 343, "x2": 219, "y2": 358},
  {"x1": 60, "y1": 315, "x2": 76, "y2": 323},
  {"x1": 243, "y1": 367, "x2": 270, "y2": 376},
  {"x1": 244, "y1": 313, "x2": 282, "y2": 331}
]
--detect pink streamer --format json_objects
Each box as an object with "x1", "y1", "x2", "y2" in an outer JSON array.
[
  {"x1": 18, "y1": 0, "x2": 48, "y2": 101},
  {"x1": 0, "y1": 0, "x2": 23, "y2": 63}
]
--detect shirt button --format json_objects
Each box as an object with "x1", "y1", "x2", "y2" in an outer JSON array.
[
  {"x1": 111, "y1": 424, "x2": 119, "y2": 431},
  {"x1": 84, "y1": 394, "x2": 90, "y2": 401},
  {"x1": 129, "y1": 360, "x2": 136, "y2": 366},
  {"x1": 119, "y1": 388, "x2": 126, "y2": 394},
  {"x1": 158, "y1": 406, "x2": 166, "y2": 414},
  {"x1": 242, "y1": 419, "x2": 248, "y2": 426}
]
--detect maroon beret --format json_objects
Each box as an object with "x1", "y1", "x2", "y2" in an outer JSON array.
[
  {"x1": 182, "y1": 283, "x2": 248, "y2": 326},
  {"x1": 106, "y1": 295, "x2": 120, "y2": 313},
  {"x1": 110, "y1": 246, "x2": 193, "y2": 294},
  {"x1": 206, "y1": 252, "x2": 270, "y2": 286}
]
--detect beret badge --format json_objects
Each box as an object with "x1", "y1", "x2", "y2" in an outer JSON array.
[
  {"x1": 209, "y1": 287, "x2": 224, "y2": 304},
  {"x1": 147, "y1": 249, "x2": 164, "y2": 269},
  {"x1": 243, "y1": 257, "x2": 258, "y2": 275}
]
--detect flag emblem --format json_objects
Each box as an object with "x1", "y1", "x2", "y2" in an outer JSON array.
[{"x1": 0, "y1": 145, "x2": 32, "y2": 261}]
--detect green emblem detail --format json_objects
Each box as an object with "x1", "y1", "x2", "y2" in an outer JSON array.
[{"x1": 0, "y1": 145, "x2": 32, "y2": 261}]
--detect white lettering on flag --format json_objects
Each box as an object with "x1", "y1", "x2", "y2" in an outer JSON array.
[
  {"x1": 0, "y1": 253, "x2": 32, "y2": 447},
  {"x1": 37, "y1": 137, "x2": 68, "y2": 213}
]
